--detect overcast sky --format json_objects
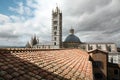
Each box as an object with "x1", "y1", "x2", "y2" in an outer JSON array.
[{"x1": 0, "y1": 0, "x2": 120, "y2": 47}]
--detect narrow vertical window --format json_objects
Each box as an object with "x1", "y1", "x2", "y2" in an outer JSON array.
[
  {"x1": 107, "y1": 45, "x2": 111, "y2": 52},
  {"x1": 54, "y1": 32, "x2": 57, "y2": 35},
  {"x1": 54, "y1": 42, "x2": 56, "y2": 45}
]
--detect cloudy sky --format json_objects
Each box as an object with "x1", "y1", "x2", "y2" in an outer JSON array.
[{"x1": 0, "y1": 0, "x2": 120, "y2": 47}]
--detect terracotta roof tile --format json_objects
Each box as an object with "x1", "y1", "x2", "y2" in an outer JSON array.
[{"x1": 0, "y1": 49, "x2": 93, "y2": 80}]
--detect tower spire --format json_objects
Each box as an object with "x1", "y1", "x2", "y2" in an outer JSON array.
[{"x1": 55, "y1": 3, "x2": 60, "y2": 12}]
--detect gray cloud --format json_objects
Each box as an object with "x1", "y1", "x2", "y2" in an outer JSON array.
[
  {"x1": 63, "y1": 0, "x2": 112, "y2": 16},
  {"x1": 0, "y1": 32, "x2": 19, "y2": 39},
  {"x1": 62, "y1": 0, "x2": 120, "y2": 47},
  {"x1": 0, "y1": 0, "x2": 120, "y2": 47}
]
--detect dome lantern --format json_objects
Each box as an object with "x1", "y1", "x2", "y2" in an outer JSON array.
[{"x1": 70, "y1": 28, "x2": 74, "y2": 34}]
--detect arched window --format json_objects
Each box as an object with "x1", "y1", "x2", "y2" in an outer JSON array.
[
  {"x1": 53, "y1": 21, "x2": 57, "y2": 24},
  {"x1": 54, "y1": 32, "x2": 57, "y2": 35},
  {"x1": 54, "y1": 42, "x2": 56, "y2": 45}
]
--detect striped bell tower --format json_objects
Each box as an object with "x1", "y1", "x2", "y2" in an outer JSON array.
[{"x1": 52, "y1": 6, "x2": 62, "y2": 49}]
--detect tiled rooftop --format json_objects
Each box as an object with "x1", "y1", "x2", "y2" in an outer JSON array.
[{"x1": 0, "y1": 49, "x2": 93, "y2": 80}]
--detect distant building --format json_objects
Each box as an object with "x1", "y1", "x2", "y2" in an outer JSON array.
[
  {"x1": 31, "y1": 6, "x2": 117, "y2": 51},
  {"x1": 26, "y1": 35, "x2": 39, "y2": 48},
  {"x1": 63, "y1": 28, "x2": 117, "y2": 52}
]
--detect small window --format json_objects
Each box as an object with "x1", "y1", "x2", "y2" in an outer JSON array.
[
  {"x1": 88, "y1": 45, "x2": 93, "y2": 50},
  {"x1": 54, "y1": 42, "x2": 56, "y2": 45},
  {"x1": 53, "y1": 13, "x2": 57, "y2": 18},
  {"x1": 107, "y1": 45, "x2": 111, "y2": 52},
  {"x1": 114, "y1": 69, "x2": 118, "y2": 75},
  {"x1": 90, "y1": 46, "x2": 93, "y2": 50},
  {"x1": 111, "y1": 57, "x2": 113, "y2": 63},
  {"x1": 53, "y1": 21, "x2": 57, "y2": 24},
  {"x1": 54, "y1": 32, "x2": 57, "y2": 35}
]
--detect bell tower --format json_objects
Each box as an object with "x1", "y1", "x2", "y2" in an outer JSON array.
[{"x1": 52, "y1": 6, "x2": 62, "y2": 49}]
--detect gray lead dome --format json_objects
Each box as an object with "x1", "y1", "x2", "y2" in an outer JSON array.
[{"x1": 64, "y1": 34, "x2": 81, "y2": 43}]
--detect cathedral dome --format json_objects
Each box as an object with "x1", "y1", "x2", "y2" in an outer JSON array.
[
  {"x1": 64, "y1": 34, "x2": 81, "y2": 43},
  {"x1": 64, "y1": 28, "x2": 81, "y2": 43}
]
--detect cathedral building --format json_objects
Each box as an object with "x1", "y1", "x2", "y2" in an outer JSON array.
[{"x1": 32, "y1": 6, "x2": 117, "y2": 52}]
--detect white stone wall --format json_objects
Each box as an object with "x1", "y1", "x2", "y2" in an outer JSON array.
[
  {"x1": 108, "y1": 44, "x2": 117, "y2": 52},
  {"x1": 80, "y1": 43, "x2": 117, "y2": 52},
  {"x1": 108, "y1": 54, "x2": 119, "y2": 64},
  {"x1": 33, "y1": 45, "x2": 53, "y2": 49},
  {"x1": 108, "y1": 52, "x2": 120, "y2": 64},
  {"x1": 100, "y1": 44, "x2": 107, "y2": 51},
  {"x1": 33, "y1": 44, "x2": 60, "y2": 49}
]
